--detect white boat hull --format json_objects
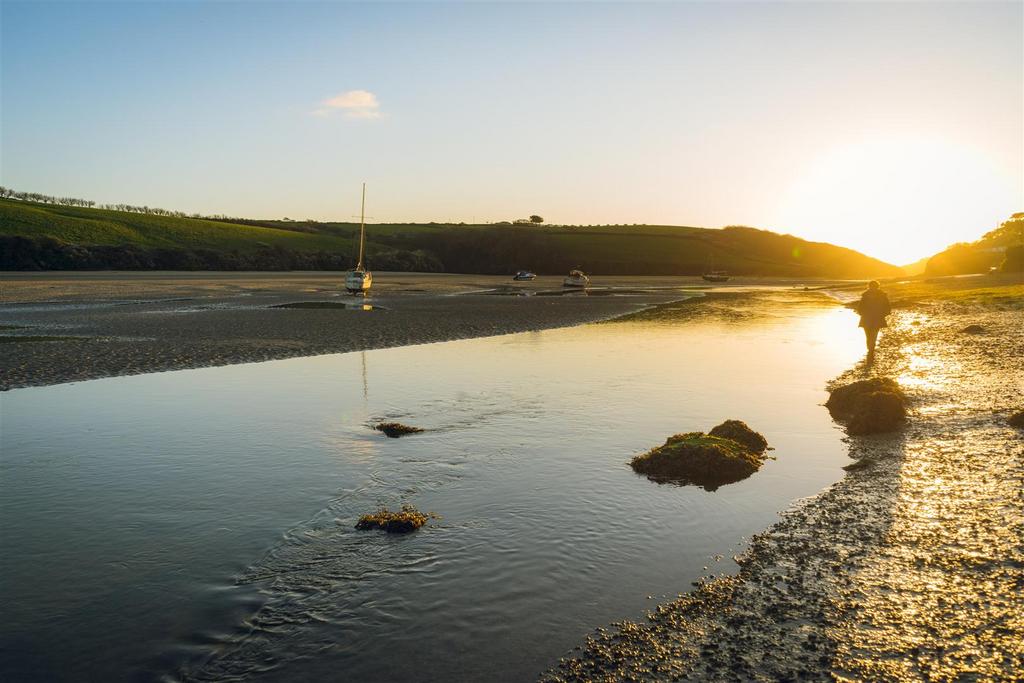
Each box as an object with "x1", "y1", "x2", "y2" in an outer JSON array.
[{"x1": 345, "y1": 270, "x2": 372, "y2": 294}]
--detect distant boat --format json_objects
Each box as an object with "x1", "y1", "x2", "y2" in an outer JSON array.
[
  {"x1": 702, "y1": 254, "x2": 730, "y2": 282},
  {"x1": 345, "y1": 183, "x2": 373, "y2": 295},
  {"x1": 563, "y1": 269, "x2": 590, "y2": 288},
  {"x1": 702, "y1": 270, "x2": 730, "y2": 283},
  {"x1": 513, "y1": 270, "x2": 537, "y2": 281}
]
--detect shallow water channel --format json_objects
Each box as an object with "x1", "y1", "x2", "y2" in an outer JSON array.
[{"x1": 2, "y1": 300, "x2": 863, "y2": 681}]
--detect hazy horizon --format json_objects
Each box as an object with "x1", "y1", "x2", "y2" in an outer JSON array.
[{"x1": 2, "y1": 1, "x2": 1021, "y2": 264}]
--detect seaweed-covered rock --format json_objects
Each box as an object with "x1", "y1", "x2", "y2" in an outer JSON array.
[
  {"x1": 374, "y1": 422, "x2": 424, "y2": 438},
  {"x1": 355, "y1": 505, "x2": 430, "y2": 533},
  {"x1": 846, "y1": 391, "x2": 907, "y2": 435},
  {"x1": 1009, "y1": 410, "x2": 1024, "y2": 429},
  {"x1": 630, "y1": 432, "x2": 767, "y2": 491},
  {"x1": 825, "y1": 377, "x2": 907, "y2": 435},
  {"x1": 959, "y1": 324, "x2": 985, "y2": 334},
  {"x1": 708, "y1": 420, "x2": 769, "y2": 454}
]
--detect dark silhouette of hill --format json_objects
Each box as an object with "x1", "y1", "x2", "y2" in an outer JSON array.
[{"x1": 925, "y1": 213, "x2": 1024, "y2": 276}]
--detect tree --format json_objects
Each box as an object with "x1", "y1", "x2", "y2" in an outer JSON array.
[{"x1": 529, "y1": 215, "x2": 544, "y2": 224}]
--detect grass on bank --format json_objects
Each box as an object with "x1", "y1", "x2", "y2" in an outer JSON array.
[
  {"x1": 0, "y1": 198, "x2": 358, "y2": 253},
  {"x1": 1, "y1": 198, "x2": 901, "y2": 277}
]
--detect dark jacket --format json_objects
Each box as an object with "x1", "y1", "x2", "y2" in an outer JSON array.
[{"x1": 857, "y1": 289, "x2": 891, "y2": 329}]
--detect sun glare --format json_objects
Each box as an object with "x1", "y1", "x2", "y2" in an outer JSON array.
[{"x1": 776, "y1": 137, "x2": 1020, "y2": 265}]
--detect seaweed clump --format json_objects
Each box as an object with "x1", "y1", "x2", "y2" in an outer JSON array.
[
  {"x1": 1009, "y1": 410, "x2": 1024, "y2": 429},
  {"x1": 374, "y1": 422, "x2": 425, "y2": 438},
  {"x1": 707, "y1": 419, "x2": 769, "y2": 454},
  {"x1": 825, "y1": 377, "x2": 907, "y2": 435},
  {"x1": 630, "y1": 426, "x2": 769, "y2": 491},
  {"x1": 355, "y1": 505, "x2": 430, "y2": 533}
]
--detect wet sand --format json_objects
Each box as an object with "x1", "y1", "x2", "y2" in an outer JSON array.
[
  {"x1": 543, "y1": 279, "x2": 1024, "y2": 681},
  {"x1": 1, "y1": 272, "x2": 735, "y2": 391}
]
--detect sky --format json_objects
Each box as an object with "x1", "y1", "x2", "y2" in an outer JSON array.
[{"x1": 2, "y1": 1, "x2": 1021, "y2": 265}]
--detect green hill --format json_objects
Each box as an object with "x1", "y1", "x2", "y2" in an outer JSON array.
[
  {"x1": 0, "y1": 199, "x2": 354, "y2": 252},
  {"x1": 0, "y1": 198, "x2": 901, "y2": 277},
  {"x1": 0, "y1": 199, "x2": 441, "y2": 272},
  {"x1": 924, "y1": 213, "x2": 1024, "y2": 276}
]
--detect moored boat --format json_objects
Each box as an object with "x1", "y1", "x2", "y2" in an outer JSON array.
[
  {"x1": 346, "y1": 268, "x2": 372, "y2": 293},
  {"x1": 513, "y1": 270, "x2": 537, "y2": 281},
  {"x1": 702, "y1": 270, "x2": 730, "y2": 283},
  {"x1": 345, "y1": 183, "x2": 373, "y2": 294},
  {"x1": 563, "y1": 269, "x2": 590, "y2": 288}
]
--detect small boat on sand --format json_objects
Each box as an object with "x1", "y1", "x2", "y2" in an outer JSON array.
[
  {"x1": 563, "y1": 269, "x2": 590, "y2": 288},
  {"x1": 513, "y1": 270, "x2": 537, "y2": 281},
  {"x1": 345, "y1": 183, "x2": 373, "y2": 295}
]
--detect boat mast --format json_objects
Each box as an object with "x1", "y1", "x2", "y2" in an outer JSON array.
[{"x1": 357, "y1": 182, "x2": 366, "y2": 271}]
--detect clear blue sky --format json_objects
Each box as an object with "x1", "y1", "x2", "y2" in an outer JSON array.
[{"x1": 2, "y1": 1, "x2": 1021, "y2": 263}]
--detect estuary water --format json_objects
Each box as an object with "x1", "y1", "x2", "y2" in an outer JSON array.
[{"x1": 1, "y1": 298, "x2": 863, "y2": 682}]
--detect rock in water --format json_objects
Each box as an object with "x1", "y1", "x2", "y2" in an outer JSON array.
[
  {"x1": 846, "y1": 391, "x2": 907, "y2": 435},
  {"x1": 708, "y1": 420, "x2": 769, "y2": 454},
  {"x1": 374, "y1": 422, "x2": 425, "y2": 438},
  {"x1": 355, "y1": 505, "x2": 430, "y2": 533},
  {"x1": 960, "y1": 324, "x2": 985, "y2": 334},
  {"x1": 825, "y1": 377, "x2": 907, "y2": 435},
  {"x1": 1009, "y1": 410, "x2": 1024, "y2": 429},
  {"x1": 630, "y1": 431, "x2": 768, "y2": 491}
]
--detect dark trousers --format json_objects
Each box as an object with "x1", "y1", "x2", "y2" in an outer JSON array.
[{"x1": 864, "y1": 326, "x2": 880, "y2": 354}]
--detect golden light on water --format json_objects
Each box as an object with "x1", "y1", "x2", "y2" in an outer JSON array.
[{"x1": 777, "y1": 137, "x2": 1019, "y2": 265}]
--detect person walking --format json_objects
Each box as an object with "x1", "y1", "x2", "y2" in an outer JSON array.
[{"x1": 856, "y1": 280, "x2": 891, "y2": 360}]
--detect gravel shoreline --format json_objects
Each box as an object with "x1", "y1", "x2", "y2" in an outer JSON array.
[{"x1": 542, "y1": 289, "x2": 1023, "y2": 681}]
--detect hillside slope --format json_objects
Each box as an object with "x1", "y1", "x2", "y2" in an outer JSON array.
[
  {"x1": 925, "y1": 213, "x2": 1024, "y2": 276},
  {"x1": 0, "y1": 199, "x2": 900, "y2": 276},
  {"x1": 0, "y1": 200, "x2": 354, "y2": 252}
]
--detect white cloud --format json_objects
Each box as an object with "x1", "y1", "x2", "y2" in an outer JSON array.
[
  {"x1": 315, "y1": 89, "x2": 382, "y2": 119},
  {"x1": 325, "y1": 90, "x2": 378, "y2": 109}
]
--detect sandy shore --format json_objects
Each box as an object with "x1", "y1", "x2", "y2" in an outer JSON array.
[
  {"x1": 1, "y1": 272, "x2": 741, "y2": 391},
  {"x1": 543, "y1": 278, "x2": 1023, "y2": 681}
]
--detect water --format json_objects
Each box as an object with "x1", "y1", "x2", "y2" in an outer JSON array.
[{"x1": 1, "y1": 303, "x2": 863, "y2": 681}]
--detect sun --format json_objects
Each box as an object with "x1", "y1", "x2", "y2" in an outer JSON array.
[{"x1": 775, "y1": 137, "x2": 1020, "y2": 265}]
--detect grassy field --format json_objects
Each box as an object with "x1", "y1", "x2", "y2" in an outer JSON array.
[
  {"x1": 0, "y1": 199, "x2": 358, "y2": 253},
  {"x1": 1, "y1": 198, "x2": 903, "y2": 276}
]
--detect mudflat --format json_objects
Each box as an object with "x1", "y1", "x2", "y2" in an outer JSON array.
[{"x1": 1, "y1": 271, "x2": 724, "y2": 390}]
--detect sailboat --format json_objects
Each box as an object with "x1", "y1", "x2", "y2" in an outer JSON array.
[
  {"x1": 701, "y1": 253, "x2": 730, "y2": 282},
  {"x1": 345, "y1": 183, "x2": 373, "y2": 294}
]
